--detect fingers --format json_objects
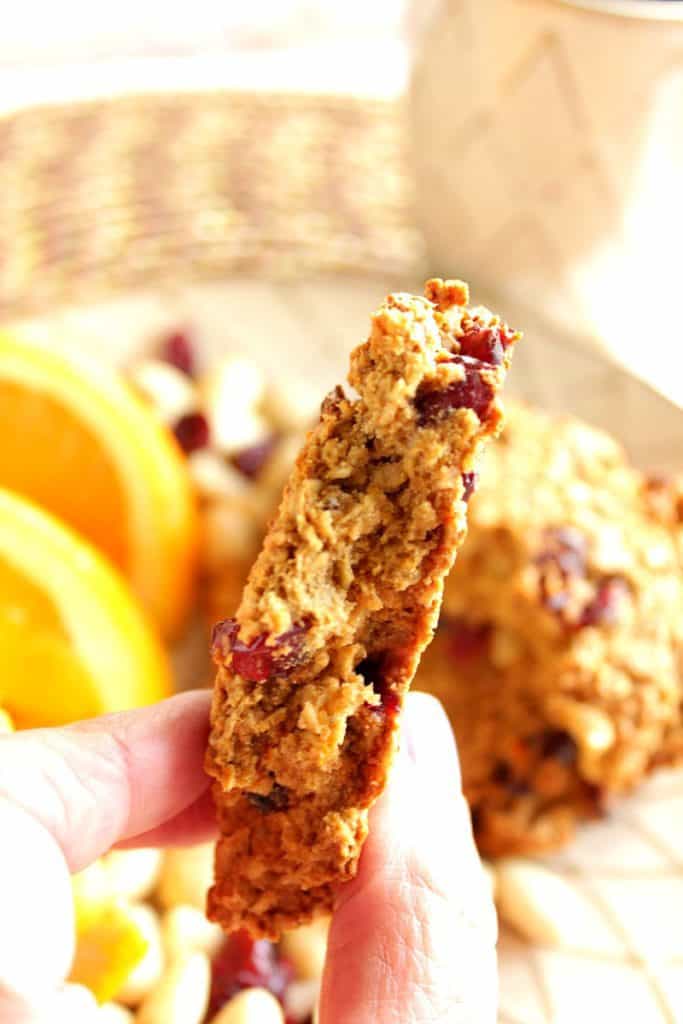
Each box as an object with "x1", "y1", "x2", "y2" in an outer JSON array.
[
  {"x1": 321, "y1": 693, "x2": 497, "y2": 1024},
  {"x1": 0, "y1": 983, "x2": 98, "y2": 1024},
  {"x1": 0, "y1": 798, "x2": 75, "y2": 1000},
  {"x1": 116, "y1": 784, "x2": 217, "y2": 850},
  {"x1": 0, "y1": 691, "x2": 212, "y2": 872}
]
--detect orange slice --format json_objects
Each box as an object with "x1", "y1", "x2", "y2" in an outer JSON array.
[
  {"x1": 0, "y1": 488, "x2": 171, "y2": 728},
  {"x1": 0, "y1": 335, "x2": 197, "y2": 637}
]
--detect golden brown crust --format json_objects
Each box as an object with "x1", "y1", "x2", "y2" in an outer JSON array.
[
  {"x1": 205, "y1": 280, "x2": 519, "y2": 936},
  {"x1": 414, "y1": 403, "x2": 683, "y2": 855}
]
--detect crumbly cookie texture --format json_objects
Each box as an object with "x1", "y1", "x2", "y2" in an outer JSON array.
[
  {"x1": 205, "y1": 279, "x2": 520, "y2": 937},
  {"x1": 414, "y1": 402, "x2": 683, "y2": 855}
]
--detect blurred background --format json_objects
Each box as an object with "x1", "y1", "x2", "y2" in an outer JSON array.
[{"x1": 1, "y1": 3, "x2": 683, "y2": 1023}]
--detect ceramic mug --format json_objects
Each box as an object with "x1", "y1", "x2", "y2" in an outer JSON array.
[{"x1": 411, "y1": 0, "x2": 683, "y2": 404}]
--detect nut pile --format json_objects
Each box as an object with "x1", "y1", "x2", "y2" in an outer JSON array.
[
  {"x1": 129, "y1": 329, "x2": 316, "y2": 625},
  {"x1": 71, "y1": 843, "x2": 328, "y2": 1023}
]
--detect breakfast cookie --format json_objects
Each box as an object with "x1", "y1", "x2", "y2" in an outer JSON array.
[
  {"x1": 414, "y1": 403, "x2": 683, "y2": 856},
  {"x1": 205, "y1": 279, "x2": 520, "y2": 937}
]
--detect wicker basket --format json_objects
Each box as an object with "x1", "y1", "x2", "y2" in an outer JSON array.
[{"x1": 0, "y1": 90, "x2": 423, "y2": 319}]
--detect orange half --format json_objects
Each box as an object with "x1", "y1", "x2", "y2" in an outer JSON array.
[
  {"x1": 0, "y1": 334, "x2": 198, "y2": 637},
  {"x1": 0, "y1": 488, "x2": 172, "y2": 728}
]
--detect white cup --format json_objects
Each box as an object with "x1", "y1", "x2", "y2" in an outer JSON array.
[{"x1": 411, "y1": 0, "x2": 683, "y2": 404}]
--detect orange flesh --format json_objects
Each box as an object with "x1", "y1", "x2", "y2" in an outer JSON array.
[
  {"x1": 0, "y1": 553, "x2": 99, "y2": 727},
  {"x1": 0, "y1": 379, "x2": 129, "y2": 571}
]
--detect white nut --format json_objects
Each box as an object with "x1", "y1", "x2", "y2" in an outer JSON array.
[
  {"x1": 545, "y1": 696, "x2": 616, "y2": 755},
  {"x1": 262, "y1": 379, "x2": 319, "y2": 432},
  {"x1": 162, "y1": 904, "x2": 224, "y2": 962},
  {"x1": 115, "y1": 905, "x2": 164, "y2": 1006},
  {"x1": 188, "y1": 451, "x2": 250, "y2": 501},
  {"x1": 157, "y1": 843, "x2": 215, "y2": 912},
  {"x1": 280, "y1": 918, "x2": 329, "y2": 980},
  {"x1": 496, "y1": 858, "x2": 622, "y2": 954},
  {"x1": 200, "y1": 358, "x2": 268, "y2": 455},
  {"x1": 212, "y1": 409, "x2": 270, "y2": 458},
  {"x1": 97, "y1": 1003, "x2": 134, "y2": 1023},
  {"x1": 284, "y1": 979, "x2": 320, "y2": 1022},
  {"x1": 200, "y1": 356, "x2": 265, "y2": 411},
  {"x1": 129, "y1": 360, "x2": 196, "y2": 424},
  {"x1": 103, "y1": 849, "x2": 162, "y2": 903},
  {"x1": 207, "y1": 987, "x2": 284, "y2": 1024},
  {"x1": 136, "y1": 951, "x2": 210, "y2": 1024}
]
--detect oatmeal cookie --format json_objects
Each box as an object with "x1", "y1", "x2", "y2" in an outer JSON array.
[
  {"x1": 414, "y1": 403, "x2": 683, "y2": 855},
  {"x1": 205, "y1": 279, "x2": 520, "y2": 937}
]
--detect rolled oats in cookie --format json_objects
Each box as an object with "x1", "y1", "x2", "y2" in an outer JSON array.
[
  {"x1": 414, "y1": 402, "x2": 683, "y2": 856},
  {"x1": 205, "y1": 279, "x2": 520, "y2": 937}
]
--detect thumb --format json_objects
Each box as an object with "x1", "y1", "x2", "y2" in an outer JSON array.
[{"x1": 320, "y1": 693, "x2": 497, "y2": 1024}]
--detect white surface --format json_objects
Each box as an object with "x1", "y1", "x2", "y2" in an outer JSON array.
[{"x1": 0, "y1": 1, "x2": 423, "y2": 108}]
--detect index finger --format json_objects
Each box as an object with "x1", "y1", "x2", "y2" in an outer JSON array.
[{"x1": 0, "y1": 690, "x2": 212, "y2": 872}]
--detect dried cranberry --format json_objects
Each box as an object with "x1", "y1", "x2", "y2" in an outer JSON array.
[
  {"x1": 459, "y1": 325, "x2": 505, "y2": 365},
  {"x1": 357, "y1": 653, "x2": 400, "y2": 715},
  {"x1": 159, "y1": 329, "x2": 195, "y2": 376},
  {"x1": 536, "y1": 729, "x2": 577, "y2": 767},
  {"x1": 231, "y1": 436, "x2": 278, "y2": 479},
  {"x1": 443, "y1": 617, "x2": 491, "y2": 660},
  {"x1": 461, "y1": 472, "x2": 478, "y2": 502},
  {"x1": 247, "y1": 784, "x2": 289, "y2": 814},
  {"x1": 211, "y1": 619, "x2": 307, "y2": 682},
  {"x1": 578, "y1": 577, "x2": 628, "y2": 628},
  {"x1": 208, "y1": 931, "x2": 293, "y2": 1017},
  {"x1": 415, "y1": 356, "x2": 494, "y2": 425},
  {"x1": 173, "y1": 411, "x2": 210, "y2": 454}
]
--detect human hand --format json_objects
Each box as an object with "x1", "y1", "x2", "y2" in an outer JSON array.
[{"x1": 0, "y1": 690, "x2": 496, "y2": 1023}]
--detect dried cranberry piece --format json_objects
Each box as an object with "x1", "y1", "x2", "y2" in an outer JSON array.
[
  {"x1": 459, "y1": 325, "x2": 505, "y2": 365},
  {"x1": 357, "y1": 653, "x2": 400, "y2": 715},
  {"x1": 231, "y1": 435, "x2": 278, "y2": 479},
  {"x1": 173, "y1": 411, "x2": 210, "y2": 454},
  {"x1": 208, "y1": 931, "x2": 293, "y2": 1017},
  {"x1": 536, "y1": 729, "x2": 577, "y2": 767},
  {"x1": 578, "y1": 577, "x2": 628, "y2": 628},
  {"x1": 247, "y1": 784, "x2": 289, "y2": 814},
  {"x1": 415, "y1": 356, "x2": 495, "y2": 426},
  {"x1": 443, "y1": 617, "x2": 491, "y2": 660},
  {"x1": 461, "y1": 472, "x2": 478, "y2": 502},
  {"x1": 211, "y1": 619, "x2": 308, "y2": 682},
  {"x1": 159, "y1": 329, "x2": 196, "y2": 376}
]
